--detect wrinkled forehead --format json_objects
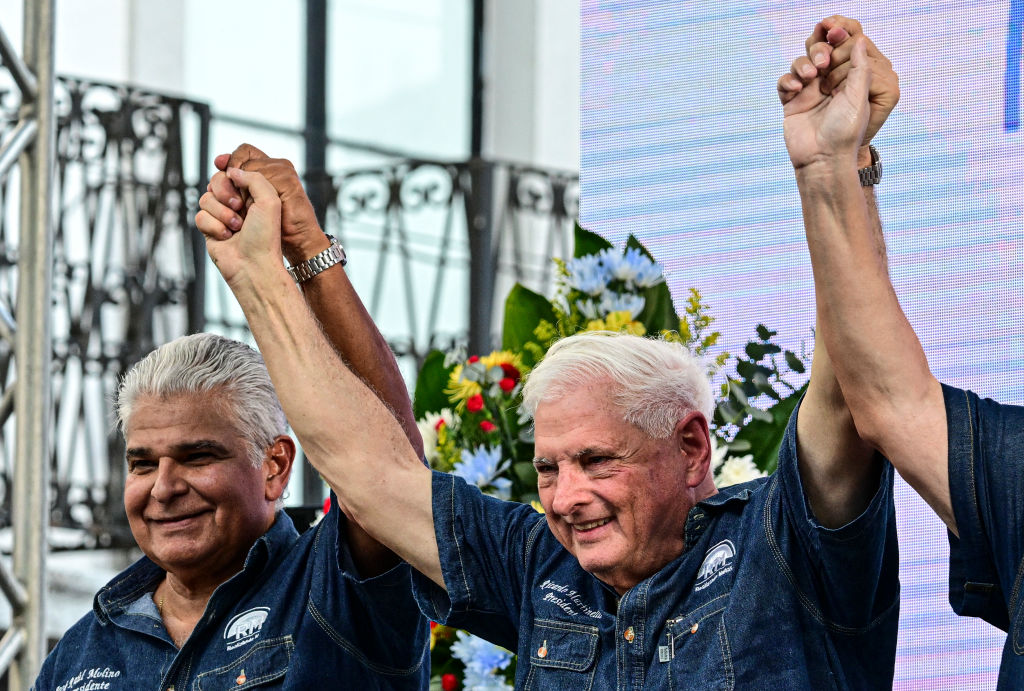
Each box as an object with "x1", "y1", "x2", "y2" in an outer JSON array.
[{"x1": 533, "y1": 387, "x2": 638, "y2": 452}]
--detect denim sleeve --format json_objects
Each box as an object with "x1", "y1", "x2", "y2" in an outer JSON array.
[
  {"x1": 945, "y1": 384, "x2": 1024, "y2": 632},
  {"x1": 411, "y1": 470, "x2": 545, "y2": 649},
  {"x1": 773, "y1": 401, "x2": 900, "y2": 631},
  {"x1": 307, "y1": 491, "x2": 430, "y2": 681}
]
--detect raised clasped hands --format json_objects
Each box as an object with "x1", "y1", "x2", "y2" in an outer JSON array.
[
  {"x1": 778, "y1": 16, "x2": 899, "y2": 172},
  {"x1": 196, "y1": 167, "x2": 283, "y2": 290},
  {"x1": 198, "y1": 143, "x2": 331, "y2": 267}
]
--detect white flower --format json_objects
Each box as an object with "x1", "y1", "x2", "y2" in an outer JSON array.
[
  {"x1": 565, "y1": 254, "x2": 610, "y2": 296},
  {"x1": 417, "y1": 409, "x2": 453, "y2": 464},
  {"x1": 715, "y1": 454, "x2": 765, "y2": 488},
  {"x1": 597, "y1": 291, "x2": 646, "y2": 320},
  {"x1": 575, "y1": 298, "x2": 600, "y2": 320}
]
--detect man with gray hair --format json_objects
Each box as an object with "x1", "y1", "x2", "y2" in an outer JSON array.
[
  {"x1": 197, "y1": 15, "x2": 902, "y2": 675},
  {"x1": 33, "y1": 176, "x2": 429, "y2": 689}
]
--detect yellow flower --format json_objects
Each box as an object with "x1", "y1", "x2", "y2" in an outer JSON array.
[
  {"x1": 479, "y1": 350, "x2": 524, "y2": 371},
  {"x1": 586, "y1": 311, "x2": 646, "y2": 336},
  {"x1": 444, "y1": 364, "x2": 482, "y2": 408},
  {"x1": 605, "y1": 310, "x2": 646, "y2": 335}
]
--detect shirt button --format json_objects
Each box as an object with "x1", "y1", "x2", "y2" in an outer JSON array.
[
  {"x1": 624, "y1": 626, "x2": 635, "y2": 642},
  {"x1": 690, "y1": 622, "x2": 699, "y2": 634}
]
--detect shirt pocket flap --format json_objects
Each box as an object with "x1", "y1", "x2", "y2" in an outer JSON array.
[
  {"x1": 666, "y1": 593, "x2": 728, "y2": 642},
  {"x1": 195, "y1": 636, "x2": 294, "y2": 690},
  {"x1": 528, "y1": 619, "x2": 599, "y2": 672}
]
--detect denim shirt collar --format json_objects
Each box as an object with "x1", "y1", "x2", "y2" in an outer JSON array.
[
  {"x1": 93, "y1": 510, "x2": 300, "y2": 624},
  {"x1": 684, "y1": 479, "x2": 761, "y2": 551}
]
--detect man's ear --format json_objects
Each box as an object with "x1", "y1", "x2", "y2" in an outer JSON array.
[
  {"x1": 263, "y1": 435, "x2": 296, "y2": 502},
  {"x1": 673, "y1": 411, "x2": 712, "y2": 488}
]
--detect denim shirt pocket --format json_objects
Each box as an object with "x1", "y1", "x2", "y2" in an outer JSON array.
[
  {"x1": 194, "y1": 636, "x2": 294, "y2": 690},
  {"x1": 523, "y1": 618, "x2": 599, "y2": 690},
  {"x1": 663, "y1": 594, "x2": 733, "y2": 691}
]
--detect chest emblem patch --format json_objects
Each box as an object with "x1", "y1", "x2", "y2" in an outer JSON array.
[
  {"x1": 694, "y1": 539, "x2": 735, "y2": 592},
  {"x1": 224, "y1": 607, "x2": 270, "y2": 651}
]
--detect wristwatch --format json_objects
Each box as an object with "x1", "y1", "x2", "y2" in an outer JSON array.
[
  {"x1": 858, "y1": 145, "x2": 882, "y2": 186},
  {"x1": 287, "y1": 235, "x2": 347, "y2": 283}
]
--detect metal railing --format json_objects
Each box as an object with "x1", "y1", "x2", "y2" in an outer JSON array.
[
  {"x1": 0, "y1": 75, "x2": 211, "y2": 558},
  {"x1": 204, "y1": 154, "x2": 580, "y2": 374}
]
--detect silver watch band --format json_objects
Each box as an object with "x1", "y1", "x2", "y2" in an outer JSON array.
[
  {"x1": 287, "y1": 235, "x2": 347, "y2": 284},
  {"x1": 858, "y1": 145, "x2": 882, "y2": 186}
]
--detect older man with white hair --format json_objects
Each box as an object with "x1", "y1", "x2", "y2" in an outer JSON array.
[
  {"x1": 200, "y1": 137, "x2": 897, "y2": 691},
  {"x1": 196, "y1": 16, "x2": 900, "y2": 687}
]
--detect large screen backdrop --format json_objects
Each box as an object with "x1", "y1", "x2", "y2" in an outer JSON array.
[{"x1": 581, "y1": 1, "x2": 1022, "y2": 687}]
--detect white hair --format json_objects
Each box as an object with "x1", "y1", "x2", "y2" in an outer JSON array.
[
  {"x1": 521, "y1": 331, "x2": 713, "y2": 438},
  {"x1": 116, "y1": 333, "x2": 288, "y2": 469}
]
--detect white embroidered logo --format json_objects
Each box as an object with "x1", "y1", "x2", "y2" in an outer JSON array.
[
  {"x1": 224, "y1": 607, "x2": 270, "y2": 651},
  {"x1": 694, "y1": 540, "x2": 735, "y2": 592},
  {"x1": 55, "y1": 666, "x2": 122, "y2": 691}
]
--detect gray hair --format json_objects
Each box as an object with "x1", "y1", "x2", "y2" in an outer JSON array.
[
  {"x1": 521, "y1": 331, "x2": 713, "y2": 438},
  {"x1": 116, "y1": 333, "x2": 287, "y2": 468}
]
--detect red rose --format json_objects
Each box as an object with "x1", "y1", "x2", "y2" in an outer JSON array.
[
  {"x1": 498, "y1": 377, "x2": 516, "y2": 392},
  {"x1": 468, "y1": 355, "x2": 480, "y2": 364},
  {"x1": 500, "y1": 363, "x2": 521, "y2": 381},
  {"x1": 441, "y1": 673, "x2": 459, "y2": 691},
  {"x1": 479, "y1": 420, "x2": 497, "y2": 433},
  {"x1": 434, "y1": 417, "x2": 447, "y2": 431},
  {"x1": 466, "y1": 394, "x2": 485, "y2": 413}
]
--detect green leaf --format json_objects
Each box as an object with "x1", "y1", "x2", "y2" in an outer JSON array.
[
  {"x1": 751, "y1": 372, "x2": 776, "y2": 396},
  {"x1": 513, "y1": 461, "x2": 538, "y2": 485},
  {"x1": 624, "y1": 234, "x2": 656, "y2": 261},
  {"x1": 728, "y1": 380, "x2": 749, "y2": 408},
  {"x1": 716, "y1": 399, "x2": 742, "y2": 424},
  {"x1": 736, "y1": 359, "x2": 774, "y2": 381},
  {"x1": 413, "y1": 350, "x2": 455, "y2": 419},
  {"x1": 784, "y1": 350, "x2": 806, "y2": 374},
  {"x1": 502, "y1": 283, "x2": 557, "y2": 361},
  {"x1": 637, "y1": 280, "x2": 680, "y2": 333},
  {"x1": 755, "y1": 324, "x2": 777, "y2": 341},
  {"x1": 727, "y1": 439, "x2": 752, "y2": 453},
  {"x1": 730, "y1": 382, "x2": 807, "y2": 475},
  {"x1": 573, "y1": 221, "x2": 613, "y2": 257},
  {"x1": 745, "y1": 342, "x2": 766, "y2": 360}
]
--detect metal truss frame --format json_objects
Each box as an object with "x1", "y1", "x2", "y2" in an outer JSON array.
[{"x1": 0, "y1": 0, "x2": 54, "y2": 685}]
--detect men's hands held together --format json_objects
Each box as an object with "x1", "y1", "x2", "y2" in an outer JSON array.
[
  {"x1": 195, "y1": 167, "x2": 283, "y2": 290},
  {"x1": 199, "y1": 143, "x2": 331, "y2": 266},
  {"x1": 778, "y1": 16, "x2": 900, "y2": 172}
]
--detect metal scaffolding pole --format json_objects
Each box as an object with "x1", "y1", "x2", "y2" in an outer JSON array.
[{"x1": 2, "y1": 0, "x2": 55, "y2": 686}]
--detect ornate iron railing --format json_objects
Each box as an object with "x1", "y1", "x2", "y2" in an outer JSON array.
[
  {"x1": 0, "y1": 77, "x2": 210, "y2": 550},
  {"x1": 205, "y1": 157, "x2": 580, "y2": 374}
]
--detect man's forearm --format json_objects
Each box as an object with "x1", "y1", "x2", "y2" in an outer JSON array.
[
  {"x1": 228, "y1": 264, "x2": 442, "y2": 582},
  {"x1": 299, "y1": 262, "x2": 424, "y2": 459},
  {"x1": 297, "y1": 260, "x2": 422, "y2": 575},
  {"x1": 797, "y1": 168, "x2": 929, "y2": 421},
  {"x1": 797, "y1": 165, "x2": 952, "y2": 528}
]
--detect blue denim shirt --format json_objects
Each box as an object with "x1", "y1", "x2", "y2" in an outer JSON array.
[
  {"x1": 415, "y1": 405, "x2": 898, "y2": 689},
  {"x1": 34, "y1": 501, "x2": 429, "y2": 690},
  {"x1": 945, "y1": 385, "x2": 1024, "y2": 688}
]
